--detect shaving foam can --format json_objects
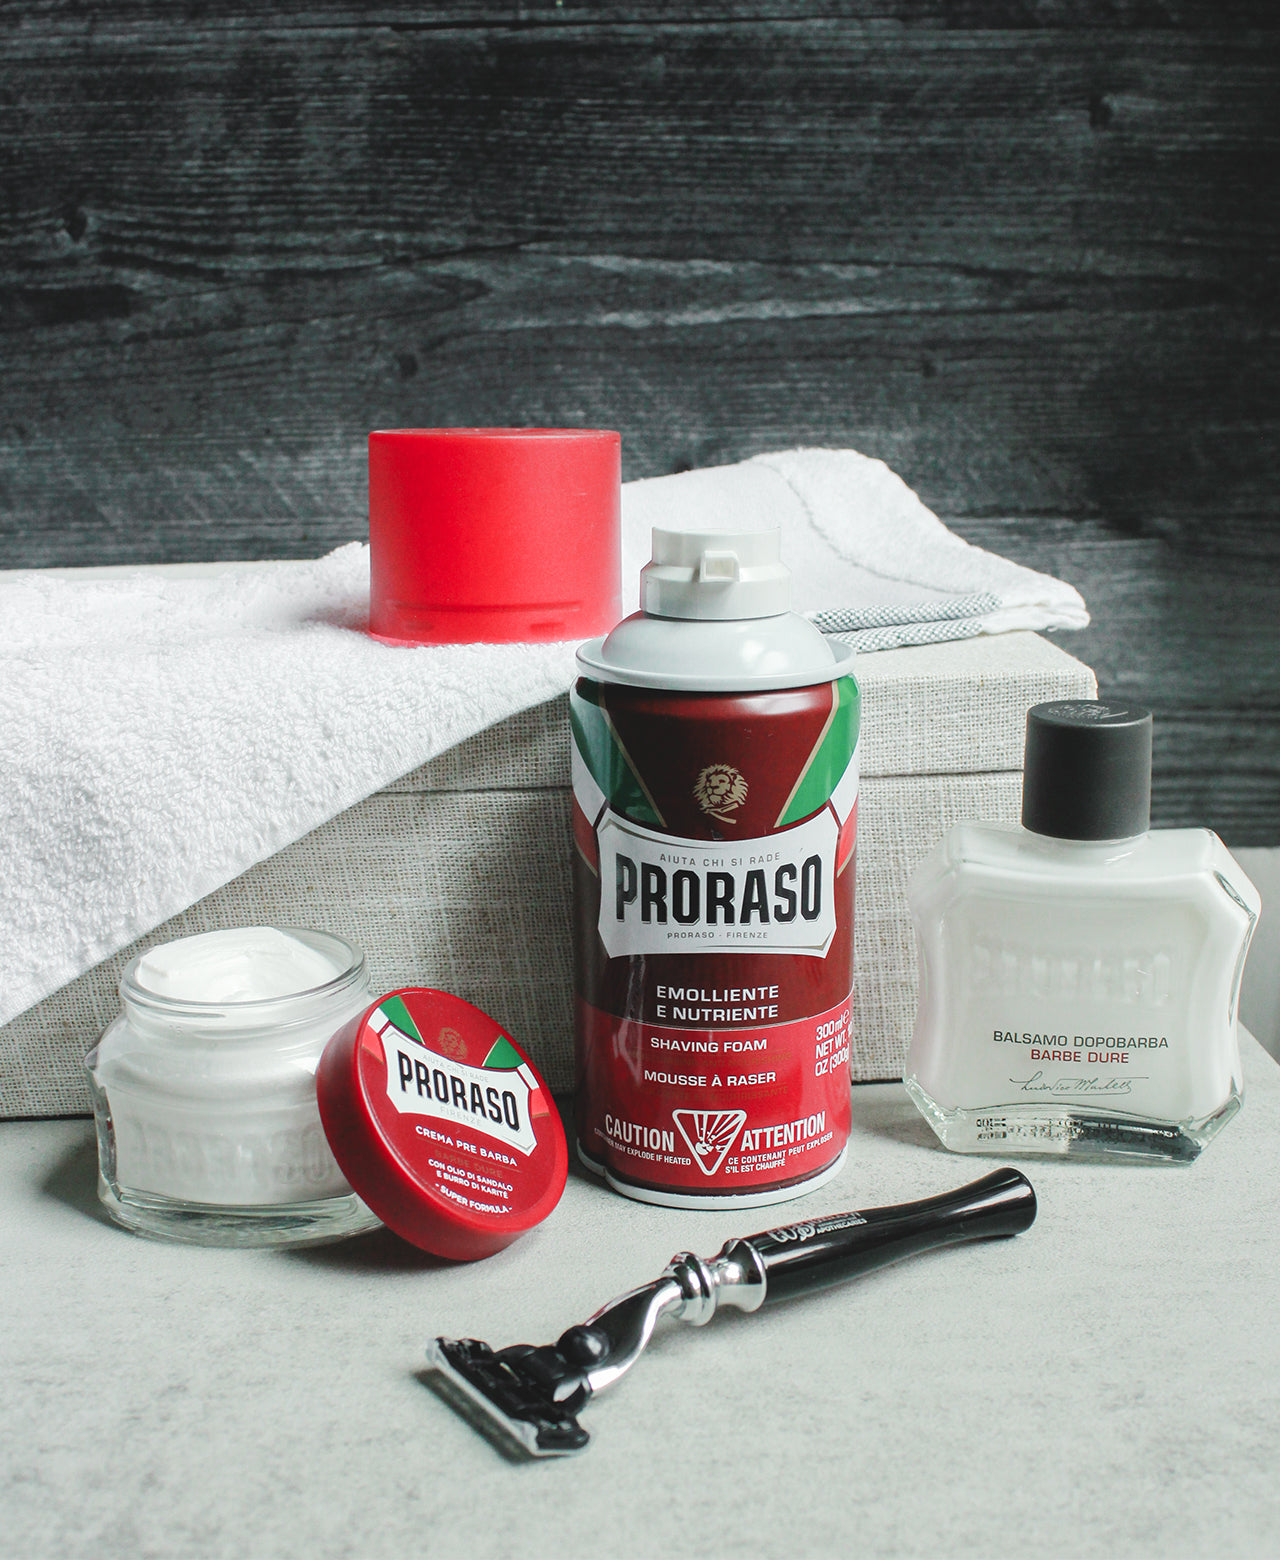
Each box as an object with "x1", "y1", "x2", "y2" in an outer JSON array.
[{"x1": 571, "y1": 528, "x2": 859, "y2": 1208}]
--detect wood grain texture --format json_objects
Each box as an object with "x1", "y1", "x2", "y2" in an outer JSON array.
[
  {"x1": 951, "y1": 518, "x2": 1280, "y2": 840},
  {"x1": 0, "y1": 4, "x2": 1276, "y2": 838}
]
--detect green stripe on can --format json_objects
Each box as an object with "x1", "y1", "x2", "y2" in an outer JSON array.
[
  {"x1": 777, "y1": 676, "x2": 860, "y2": 827},
  {"x1": 482, "y1": 1035, "x2": 524, "y2": 1071},
  {"x1": 379, "y1": 994, "x2": 424, "y2": 1044},
  {"x1": 570, "y1": 682, "x2": 664, "y2": 828}
]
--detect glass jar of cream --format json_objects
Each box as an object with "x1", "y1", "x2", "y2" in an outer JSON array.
[{"x1": 86, "y1": 926, "x2": 380, "y2": 1247}]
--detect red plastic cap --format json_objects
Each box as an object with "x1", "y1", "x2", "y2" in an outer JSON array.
[
  {"x1": 368, "y1": 428, "x2": 622, "y2": 645},
  {"x1": 317, "y1": 988, "x2": 568, "y2": 1261}
]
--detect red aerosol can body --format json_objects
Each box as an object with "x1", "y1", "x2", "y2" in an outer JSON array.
[{"x1": 571, "y1": 529, "x2": 860, "y2": 1208}]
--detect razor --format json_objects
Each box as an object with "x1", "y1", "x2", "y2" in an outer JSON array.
[{"x1": 427, "y1": 1165, "x2": 1036, "y2": 1457}]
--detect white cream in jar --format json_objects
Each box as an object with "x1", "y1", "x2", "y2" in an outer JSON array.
[{"x1": 86, "y1": 926, "x2": 379, "y2": 1246}]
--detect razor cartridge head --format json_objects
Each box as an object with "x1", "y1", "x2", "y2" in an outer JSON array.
[{"x1": 427, "y1": 1337, "x2": 590, "y2": 1458}]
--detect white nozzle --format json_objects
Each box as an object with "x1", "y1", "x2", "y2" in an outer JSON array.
[{"x1": 640, "y1": 528, "x2": 791, "y2": 620}]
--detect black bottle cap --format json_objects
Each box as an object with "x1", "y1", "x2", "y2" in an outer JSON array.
[{"x1": 1021, "y1": 700, "x2": 1153, "y2": 841}]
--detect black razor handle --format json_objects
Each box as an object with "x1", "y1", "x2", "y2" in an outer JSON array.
[
  {"x1": 744, "y1": 1166, "x2": 1036, "y2": 1305},
  {"x1": 428, "y1": 1167, "x2": 1037, "y2": 1456}
]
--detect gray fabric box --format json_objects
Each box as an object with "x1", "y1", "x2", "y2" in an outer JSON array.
[{"x1": 0, "y1": 631, "x2": 1094, "y2": 1118}]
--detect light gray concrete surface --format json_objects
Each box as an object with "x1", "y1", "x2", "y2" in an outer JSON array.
[{"x1": 4, "y1": 1039, "x2": 1279, "y2": 1560}]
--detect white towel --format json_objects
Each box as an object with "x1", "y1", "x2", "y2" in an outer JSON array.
[
  {"x1": 0, "y1": 448, "x2": 1085, "y2": 1028},
  {"x1": 624, "y1": 450, "x2": 1087, "y2": 650}
]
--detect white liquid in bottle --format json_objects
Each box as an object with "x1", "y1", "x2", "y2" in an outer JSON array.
[{"x1": 904, "y1": 702, "x2": 1259, "y2": 1163}]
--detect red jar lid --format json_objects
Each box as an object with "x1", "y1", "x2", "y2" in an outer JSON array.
[
  {"x1": 317, "y1": 988, "x2": 568, "y2": 1260},
  {"x1": 368, "y1": 428, "x2": 622, "y2": 645}
]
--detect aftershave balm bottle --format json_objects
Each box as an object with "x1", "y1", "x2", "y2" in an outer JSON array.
[{"x1": 904, "y1": 701, "x2": 1260, "y2": 1162}]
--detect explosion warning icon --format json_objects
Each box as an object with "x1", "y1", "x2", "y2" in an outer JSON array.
[{"x1": 673, "y1": 1109, "x2": 747, "y2": 1176}]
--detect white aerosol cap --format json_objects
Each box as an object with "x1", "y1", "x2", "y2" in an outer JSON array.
[{"x1": 640, "y1": 528, "x2": 791, "y2": 620}]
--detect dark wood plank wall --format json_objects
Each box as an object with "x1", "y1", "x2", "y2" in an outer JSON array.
[{"x1": 2, "y1": 3, "x2": 1277, "y2": 840}]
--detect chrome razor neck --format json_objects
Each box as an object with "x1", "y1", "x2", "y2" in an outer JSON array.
[{"x1": 581, "y1": 1237, "x2": 768, "y2": 1395}]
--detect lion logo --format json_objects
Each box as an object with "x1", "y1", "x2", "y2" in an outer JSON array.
[
  {"x1": 693, "y1": 763, "x2": 748, "y2": 823},
  {"x1": 435, "y1": 1026, "x2": 466, "y2": 1060}
]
